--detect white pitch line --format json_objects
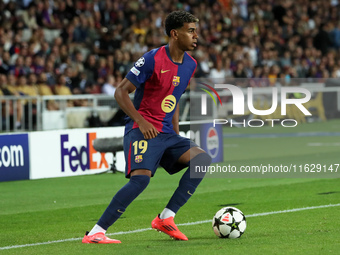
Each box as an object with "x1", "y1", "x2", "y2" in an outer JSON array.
[
  {"x1": 1, "y1": 203, "x2": 339, "y2": 250},
  {"x1": 307, "y1": 142, "x2": 340, "y2": 147},
  {"x1": 223, "y1": 144, "x2": 239, "y2": 147},
  {"x1": 175, "y1": 203, "x2": 340, "y2": 226}
]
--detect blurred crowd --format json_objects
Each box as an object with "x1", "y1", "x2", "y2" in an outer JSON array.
[{"x1": 1, "y1": 0, "x2": 340, "y2": 105}]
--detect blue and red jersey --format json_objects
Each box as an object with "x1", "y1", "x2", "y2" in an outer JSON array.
[{"x1": 125, "y1": 45, "x2": 197, "y2": 134}]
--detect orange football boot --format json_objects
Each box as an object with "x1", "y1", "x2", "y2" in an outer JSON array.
[
  {"x1": 151, "y1": 215, "x2": 188, "y2": 241},
  {"x1": 82, "y1": 232, "x2": 121, "y2": 244}
]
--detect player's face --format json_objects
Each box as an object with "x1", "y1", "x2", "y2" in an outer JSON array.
[{"x1": 176, "y1": 22, "x2": 198, "y2": 51}]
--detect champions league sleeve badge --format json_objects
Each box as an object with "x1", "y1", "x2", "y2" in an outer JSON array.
[{"x1": 135, "y1": 57, "x2": 145, "y2": 67}]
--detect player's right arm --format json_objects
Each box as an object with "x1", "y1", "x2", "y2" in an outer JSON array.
[{"x1": 114, "y1": 78, "x2": 159, "y2": 139}]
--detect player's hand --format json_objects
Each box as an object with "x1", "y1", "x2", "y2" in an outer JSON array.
[{"x1": 138, "y1": 119, "x2": 160, "y2": 139}]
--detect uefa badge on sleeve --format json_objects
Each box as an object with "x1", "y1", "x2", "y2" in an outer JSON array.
[
  {"x1": 135, "y1": 155, "x2": 143, "y2": 163},
  {"x1": 135, "y1": 57, "x2": 145, "y2": 67}
]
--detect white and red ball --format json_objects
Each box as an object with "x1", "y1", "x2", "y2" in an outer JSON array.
[{"x1": 212, "y1": 207, "x2": 247, "y2": 238}]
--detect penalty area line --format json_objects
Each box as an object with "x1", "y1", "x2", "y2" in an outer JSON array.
[{"x1": 1, "y1": 203, "x2": 339, "y2": 250}]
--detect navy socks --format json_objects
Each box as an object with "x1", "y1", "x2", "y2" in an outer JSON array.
[
  {"x1": 97, "y1": 153, "x2": 211, "y2": 230},
  {"x1": 165, "y1": 153, "x2": 212, "y2": 214},
  {"x1": 97, "y1": 175, "x2": 150, "y2": 230}
]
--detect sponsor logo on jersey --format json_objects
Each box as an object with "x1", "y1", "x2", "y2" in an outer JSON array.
[
  {"x1": 135, "y1": 57, "x2": 145, "y2": 67},
  {"x1": 135, "y1": 155, "x2": 143, "y2": 163},
  {"x1": 161, "y1": 69, "x2": 170, "y2": 74},
  {"x1": 161, "y1": 95, "x2": 176, "y2": 113},
  {"x1": 206, "y1": 127, "x2": 219, "y2": 158},
  {"x1": 130, "y1": 66, "x2": 140, "y2": 76},
  {"x1": 172, "y1": 76, "x2": 180, "y2": 86}
]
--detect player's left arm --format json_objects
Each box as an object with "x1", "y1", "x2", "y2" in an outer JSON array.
[{"x1": 172, "y1": 104, "x2": 180, "y2": 134}]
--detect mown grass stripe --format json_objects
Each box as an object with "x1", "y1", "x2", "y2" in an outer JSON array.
[{"x1": 1, "y1": 203, "x2": 339, "y2": 250}]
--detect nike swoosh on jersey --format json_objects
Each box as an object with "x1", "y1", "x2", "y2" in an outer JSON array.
[{"x1": 161, "y1": 69, "x2": 171, "y2": 73}]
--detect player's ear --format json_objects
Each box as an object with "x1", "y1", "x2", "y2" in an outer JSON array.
[{"x1": 170, "y1": 29, "x2": 178, "y2": 39}]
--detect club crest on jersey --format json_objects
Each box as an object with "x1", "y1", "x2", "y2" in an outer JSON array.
[
  {"x1": 135, "y1": 155, "x2": 143, "y2": 163},
  {"x1": 172, "y1": 76, "x2": 180, "y2": 87}
]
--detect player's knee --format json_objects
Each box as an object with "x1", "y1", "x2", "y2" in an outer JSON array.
[
  {"x1": 191, "y1": 152, "x2": 212, "y2": 167},
  {"x1": 189, "y1": 152, "x2": 211, "y2": 180},
  {"x1": 130, "y1": 174, "x2": 150, "y2": 191},
  {"x1": 131, "y1": 169, "x2": 152, "y2": 177}
]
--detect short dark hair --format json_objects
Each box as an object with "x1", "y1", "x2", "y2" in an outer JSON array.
[{"x1": 165, "y1": 11, "x2": 199, "y2": 37}]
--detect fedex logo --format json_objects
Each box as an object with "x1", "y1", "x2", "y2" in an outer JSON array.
[{"x1": 60, "y1": 133, "x2": 108, "y2": 172}]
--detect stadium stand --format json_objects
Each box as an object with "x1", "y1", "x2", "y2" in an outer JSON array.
[{"x1": 1, "y1": 0, "x2": 340, "y2": 131}]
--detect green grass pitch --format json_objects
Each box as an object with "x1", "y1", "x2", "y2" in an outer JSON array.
[{"x1": 0, "y1": 120, "x2": 339, "y2": 255}]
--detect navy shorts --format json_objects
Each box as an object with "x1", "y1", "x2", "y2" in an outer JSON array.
[{"x1": 124, "y1": 129, "x2": 198, "y2": 178}]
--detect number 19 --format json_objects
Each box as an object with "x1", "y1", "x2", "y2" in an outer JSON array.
[{"x1": 133, "y1": 140, "x2": 148, "y2": 155}]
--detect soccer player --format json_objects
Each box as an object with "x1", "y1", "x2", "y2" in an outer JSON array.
[{"x1": 82, "y1": 10, "x2": 212, "y2": 244}]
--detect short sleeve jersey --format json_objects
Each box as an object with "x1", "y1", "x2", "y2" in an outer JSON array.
[{"x1": 125, "y1": 45, "x2": 197, "y2": 134}]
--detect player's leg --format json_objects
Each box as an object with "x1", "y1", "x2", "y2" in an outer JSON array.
[
  {"x1": 83, "y1": 129, "x2": 163, "y2": 244},
  {"x1": 94, "y1": 170, "x2": 151, "y2": 231},
  {"x1": 160, "y1": 146, "x2": 211, "y2": 219},
  {"x1": 82, "y1": 169, "x2": 151, "y2": 244},
  {"x1": 152, "y1": 137, "x2": 211, "y2": 240}
]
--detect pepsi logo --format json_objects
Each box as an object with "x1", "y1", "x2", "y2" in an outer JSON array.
[{"x1": 206, "y1": 127, "x2": 219, "y2": 158}]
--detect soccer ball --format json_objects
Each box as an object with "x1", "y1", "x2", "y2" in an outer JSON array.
[{"x1": 212, "y1": 207, "x2": 247, "y2": 238}]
